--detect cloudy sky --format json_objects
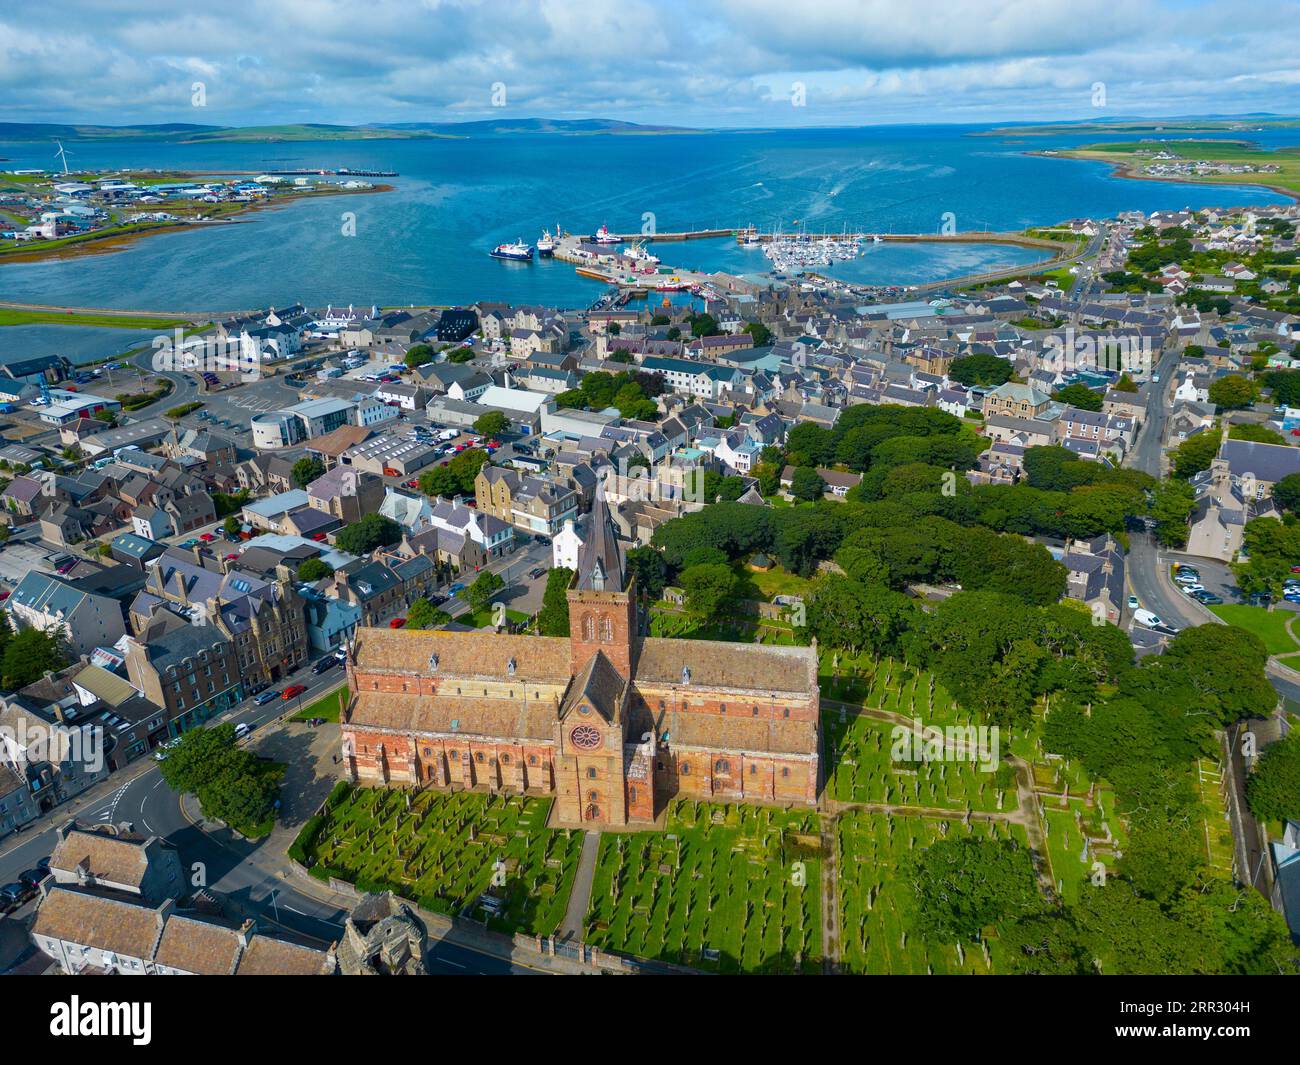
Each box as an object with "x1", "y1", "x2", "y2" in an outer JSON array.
[{"x1": 3, "y1": 0, "x2": 1299, "y2": 128}]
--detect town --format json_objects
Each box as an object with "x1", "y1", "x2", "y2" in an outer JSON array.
[{"x1": 0, "y1": 191, "x2": 1296, "y2": 980}]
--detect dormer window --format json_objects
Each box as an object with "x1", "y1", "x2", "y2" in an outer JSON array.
[{"x1": 681, "y1": 666, "x2": 691, "y2": 685}]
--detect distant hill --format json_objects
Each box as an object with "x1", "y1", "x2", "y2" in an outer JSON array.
[{"x1": 0, "y1": 118, "x2": 694, "y2": 143}]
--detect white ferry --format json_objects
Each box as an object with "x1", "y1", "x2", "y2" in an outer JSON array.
[{"x1": 490, "y1": 240, "x2": 534, "y2": 261}]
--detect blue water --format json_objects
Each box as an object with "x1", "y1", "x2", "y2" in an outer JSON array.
[{"x1": 0, "y1": 124, "x2": 1294, "y2": 361}]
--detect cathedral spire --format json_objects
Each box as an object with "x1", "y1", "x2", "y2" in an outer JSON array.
[{"x1": 574, "y1": 490, "x2": 624, "y2": 592}]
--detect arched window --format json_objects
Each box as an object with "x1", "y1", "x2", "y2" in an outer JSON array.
[
  {"x1": 586, "y1": 767, "x2": 597, "y2": 779},
  {"x1": 599, "y1": 615, "x2": 613, "y2": 642},
  {"x1": 582, "y1": 613, "x2": 595, "y2": 641},
  {"x1": 585, "y1": 803, "x2": 600, "y2": 820},
  {"x1": 528, "y1": 754, "x2": 538, "y2": 766},
  {"x1": 588, "y1": 790, "x2": 599, "y2": 802},
  {"x1": 680, "y1": 762, "x2": 690, "y2": 775},
  {"x1": 715, "y1": 759, "x2": 729, "y2": 774},
  {"x1": 628, "y1": 787, "x2": 637, "y2": 804},
  {"x1": 475, "y1": 751, "x2": 485, "y2": 763}
]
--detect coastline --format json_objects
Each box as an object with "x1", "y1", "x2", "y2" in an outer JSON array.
[
  {"x1": 1024, "y1": 148, "x2": 1300, "y2": 204},
  {"x1": 0, "y1": 181, "x2": 395, "y2": 265}
]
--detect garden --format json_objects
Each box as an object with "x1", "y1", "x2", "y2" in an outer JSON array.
[
  {"x1": 290, "y1": 785, "x2": 582, "y2": 936},
  {"x1": 583, "y1": 800, "x2": 823, "y2": 973}
]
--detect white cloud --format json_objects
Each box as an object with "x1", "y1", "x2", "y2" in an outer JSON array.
[{"x1": 0, "y1": 0, "x2": 1297, "y2": 126}]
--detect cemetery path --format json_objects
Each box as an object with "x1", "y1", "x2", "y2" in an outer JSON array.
[
  {"x1": 1009, "y1": 755, "x2": 1055, "y2": 895},
  {"x1": 559, "y1": 831, "x2": 600, "y2": 941}
]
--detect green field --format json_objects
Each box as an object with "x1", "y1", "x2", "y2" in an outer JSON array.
[
  {"x1": 290, "y1": 683, "x2": 347, "y2": 723},
  {"x1": 0, "y1": 308, "x2": 190, "y2": 329},
  {"x1": 584, "y1": 801, "x2": 823, "y2": 973},
  {"x1": 292, "y1": 786, "x2": 581, "y2": 936},
  {"x1": 1208, "y1": 604, "x2": 1300, "y2": 655}
]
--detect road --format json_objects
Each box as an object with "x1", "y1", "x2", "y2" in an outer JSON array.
[{"x1": 0, "y1": 662, "x2": 531, "y2": 974}]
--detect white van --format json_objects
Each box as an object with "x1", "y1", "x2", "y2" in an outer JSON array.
[{"x1": 1133, "y1": 609, "x2": 1163, "y2": 629}]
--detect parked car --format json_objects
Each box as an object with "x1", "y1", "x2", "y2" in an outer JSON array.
[
  {"x1": 1133, "y1": 608, "x2": 1164, "y2": 629},
  {"x1": 1180, "y1": 582, "x2": 1206, "y2": 594},
  {"x1": 0, "y1": 883, "x2": 35, "y2": 911},
  {"x1": 233, "y1": 722, "x2": 252, "y2": 740},
  {"x1": 17, "y1": 869, "x2": 45, "y2": 889},
  {"x1": 180, "y1": 538, "x2": 201, "y2": 548},
  {"x1": 528, "y1": 567, "x2": 546, "y2": 580},
  {"x1": 199, "y1": 533, "x2": 215, "y2": 542},
  {"x1": 282, "y1": 685, "x2": 307, "y2": 701},
  {"x1": 1193, "y1": 591, "x2": 1224, "y2": 605},
  {"x1": 448, "y1": 582, "x2": 465, "y2": 595},
  {"x1": 389, "y1": 617, "x2": 406, "y2": 628},
  {"x1": 254, "y1": 689, "x2": 281, "y2": 705},
  {"x1": 1126, "y1": 595, "x2": 1140, "y2": 610},
  {"x1": 312, "y1": 655, "x2": 339, "y2": 674}
]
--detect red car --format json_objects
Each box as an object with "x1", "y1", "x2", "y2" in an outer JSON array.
[
  {"x1": 199, "y1": 533, "x2": 215, "y2": 542},
  {"x1": 0, "y1": 591, "x2": 9, "y2": 601},
  {"x1": 405, "y1": 480, "x2": 419, "y2": 489},
  {"x1": 389, "y1": 617, "x2": 406, "y2": 628},
  {"x1": 281, "y1": 685, "x2": 307, "y2": 700},
  {"x1": 223, "y1": 553, "x2": 239, "y2": 561},
  {"x1": 310, "y1": 532, "x2": 328, "y2": 542}
]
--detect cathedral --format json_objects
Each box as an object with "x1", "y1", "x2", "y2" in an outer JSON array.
[{"x1": 340, "y1": 495, "x2": 821, "y2": 827}]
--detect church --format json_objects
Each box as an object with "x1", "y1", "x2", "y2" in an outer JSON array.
[{"x1": 339, "y1": 495, "x2": 821, "y2": 827}]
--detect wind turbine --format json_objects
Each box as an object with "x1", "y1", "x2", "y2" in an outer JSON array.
[{"x1": 53, "y1": 140, "x2": 71, "y2": 175}]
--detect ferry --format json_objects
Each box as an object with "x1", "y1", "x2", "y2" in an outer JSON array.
[
  {"x1": 624, "y1": 240, "x2": 660, "y2": 264},
  {"x1": 490, "y1": 240, "x2": 534, "y2": 261},
  {"x1": 591, "y1": 223, "x2": 621, "y2": 245},
  {"x1": 536, "y1": 228, "x2": 557, "y2": 256}
]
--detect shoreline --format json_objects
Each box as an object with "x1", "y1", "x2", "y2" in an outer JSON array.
[
  {"x1": 1025, "y1": 148, "x2": 1300, "y2": 204},
  {"x1": 0, "y1": 181, "x2": 394, "y2": 265}
]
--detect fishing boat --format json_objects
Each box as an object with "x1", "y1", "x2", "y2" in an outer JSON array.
[
  {"x1": 591, "y1": 223, "x2": 621, "y2": 244},
  {"x1": 489, "y1": 240, "x2": 534, "y2": 261},
  {"x1": 536, "y1": 228, "x2": 557, "y2": 256},
  {"x1": 624, "y1": 240, "x2": 660, "y2": 264}
]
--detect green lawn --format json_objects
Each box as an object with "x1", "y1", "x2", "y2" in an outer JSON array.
[
  {"x1": 290, "y1": 683, "x2": 347, "y2": 722},
  {"x1": 742, "y1": 565, "x2": 815, "y2": 601},
  {"x1": 1207, "y1": 604, "x2": 1300, "y2": 656},
  {"x1": 584, "y1": 801, "x2": 822, "y2": 973},
  {"x1": 0, "y1": 309, "x2": 190, "y2": 329},
  {"x1": 292, "y1": 786, "x2": 581, "y2": 936}
]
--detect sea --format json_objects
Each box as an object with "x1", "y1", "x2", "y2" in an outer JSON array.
[{"x1": 1, "y1": 123, "x2": 1296, "y2": 364}]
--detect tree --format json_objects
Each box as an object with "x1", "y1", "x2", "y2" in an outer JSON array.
[
  {"x1": 2, "y1": 626, "x2": 68, "y2": 690},
  {"x1": 223, "y1": 515, "x2": 241, "y2": 536},
  {"x1": 789, "y1": 466, "x2": 826, "y2": 502},
  {"x1": 624, "y1": 548, "x2": 667, "y2": 601},
  {"x1": 1246, "y1": 731, "x2": 1300, "y2": 824},
  {"x1": 537, "y1": 567, "x2": 574, "y2": 636},
  {"x1": 297, "y1": 557, "x2": 333, "y2": 582},
  {"x1": 1228, "y1": 423, "x2": 1286, "y2": 446},
  {"x1": 949, "y1": 353, "x2": 1014, "y2": 387},
  {"x1": 158, "y1": 722, "x2": 280, "y2": 836},
  {"x1": 1208, "y1": 374, "x2": 1257, "y2": 410},
  {"x1": 742, "y1": 321, "x2": 773, "y2": 347},
  {"x1": 1149, "y1": 479, "x2": 1196, "y2": 548},
  {"x1": 334, "y1": 513, "x2": 401, "y2": 555},
  {"x1": 908, "y1": 837, "x2": 1042, "y2": 943},
  {"x1": 1272, "y1": 472, "x2": 1300, "y2": 514},
  {"x1": 404, "y1": 343, "x2": 434, "y2": 368},
  {"x1": 473, "y1": 410, "x2": 509, "y2": 438},
  {"x1": 679, "y1": 562, "x2": 738, "y2": 624},
  {"x1": 1171, "y1": 431, "x2": 1220, "y2": 479},
  {"x1": 466, "y1": 570, "x2": 505, "y2": 613},
  {"x1": 1112, "y1": 372, "x2": 1140, "y2": 393},
  {"x1": 1052, "y1": 383, "x2": 1104, "y2": 411},
  {"x1": 406, "y1": 597, "x2": 450, "y2": 630},
  {"x1": 291, "y1": 457, "x2": 325, "y2": 489}
]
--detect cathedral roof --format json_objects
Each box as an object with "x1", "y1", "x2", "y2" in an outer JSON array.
[
  {"x1": 560, "y1": 651, "x2": 626, "y2": 723},
  {"x1": 634, "y1": 638, "x2": 818, "y2": 695},
  {"x1": 352, "y1": 628, "x2": 571, "y2": 683}
]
